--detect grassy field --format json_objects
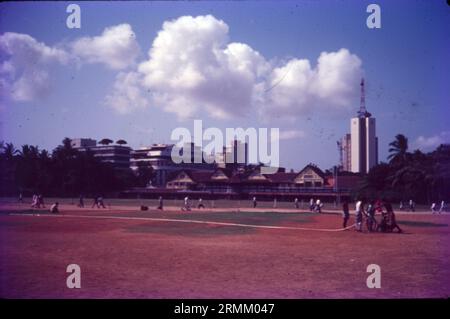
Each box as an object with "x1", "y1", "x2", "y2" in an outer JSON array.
[{"x1": 1, "y1": 201, "x2": 449, "y2": 298}]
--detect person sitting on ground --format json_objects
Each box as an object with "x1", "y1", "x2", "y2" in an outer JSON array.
[{"x1": 50, "y1": 202, "x2": 59, "y2": 214}]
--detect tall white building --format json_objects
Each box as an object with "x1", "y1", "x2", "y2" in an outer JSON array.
[{"x1": 350, "y1": 79, "x2": 378, "y2": 174}]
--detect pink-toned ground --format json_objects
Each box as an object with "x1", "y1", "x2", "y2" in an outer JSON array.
[{"x1": 0, "y1": 203, "x2": 449, "y2": 298}]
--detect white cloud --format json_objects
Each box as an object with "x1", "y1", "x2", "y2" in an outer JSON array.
[
  {"x1": 104, "y1": 71, "x2": 149, "y2": 114},
  {"x1": 123, "y1": 15, "x2": 363, "y2": 120},
  {"x1": 0, "y1": 24, "x2": 141, "y2": 105},
  {"x1": 71, "y1": 24, "x2": 140, "y2": 70},
  {"x1": 259, "y1": 49, "x2": 362, "y2": 119},
  {"x1": 414, "y1": 131, "x2": 450, "y2": 150},
  {"x1": 0, "y1": 32, "x2": 69, "y2": 102},
  {"x1": 137, "y1": 15, "x2": 270, "y2": 120}
]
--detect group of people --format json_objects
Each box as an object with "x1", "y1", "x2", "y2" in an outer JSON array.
[
  {"x1": 431, "y1": 201, "x2": 446, "y2": 214},
  {"x1": 344, "y1": 199, "x2": 403, "y2": 233},
  {"x1": 309, "y1": 198, "x2": 323, "y2": 213},
  {"x1": 180, "y1": 196, "x2": 205, "y2": 211}
]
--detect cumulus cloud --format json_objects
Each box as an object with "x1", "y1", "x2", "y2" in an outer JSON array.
[
  {"x1": 414, "y1": 131, "x2": 450, "y2": 150},
  {"x1": 0, "y1": 24, "x2": 141, "y2": 105},
  {"x1": 117, "y1": 15, "x2": 363, "y2": 120},
  {"x1": 137, "y1": 15, "x2": 270, "y2": 119},
  {"x1": 104, "y1": 71, "x2": 149, "y2": 114},
  {"x1": 0, "y1": 32, "x2": 69, "y2": 102},
  {"x1": 71, "y1": 24, "x2": 140, "y2": 70},
  {"x1": 259, "y1": 49, "x2": 362, "y2": 118}
]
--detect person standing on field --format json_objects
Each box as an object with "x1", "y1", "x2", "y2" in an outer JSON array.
[
  {"x1": 431, "y1": 202, "x2": 437, "y2": 214},
  {"x1": 157, "y1": 196, "x2": 163, "y2": 210},
  {"x1": 78, "y1": 194, "x2": 84, "y2": 208},
  {"x1": 294, "y1": 198, "x2": 299, "y2": 209},
  {"x1": 355, "y1": 199, "x2": 364, "y2": 232},
  {"x1": 439, "y1": 201, "x2": 445, "y2": 214},
  {"x1": 315, "y1": 199, "x2": 322, "y2": 213},
  {"x1": 342, "y1": 200, "x2": 350, "y2": 229},
  {"x1": 252, "y1": 196, "x2": 257, "y2": 208},
  {"x1": 197, "y1": 198, "x2": 205, "y2": 209}
]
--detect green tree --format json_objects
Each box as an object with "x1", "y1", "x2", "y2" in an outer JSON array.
[
  {"x1": 388, "y1": 134, "x2": 409, "y2": 164},
  {"x1": 99, "y1": 138, "x2": 113, "y2": 146},
  {"x1": 116, "y1": 139, "x2": 127, "y2": 145}
]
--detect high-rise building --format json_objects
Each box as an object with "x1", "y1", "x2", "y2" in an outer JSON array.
[
  {"x1": 350, "y1": 79, "x2": 378, "y2": 174},
  {"x1": 341, "y1": 134, "x2": 352, "y2": 172}
]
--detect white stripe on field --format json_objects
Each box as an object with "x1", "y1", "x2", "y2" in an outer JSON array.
[{"x1": 9, "y1": 213, "x2": 356, "y2": 232}]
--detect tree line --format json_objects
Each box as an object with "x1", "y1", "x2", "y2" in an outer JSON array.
[
  {"x1": 355, "y1": 134, "x2": 450, "y2": 204},
  {"x1": 0, "y1": 138, "x2": 152, "y2": 197}
]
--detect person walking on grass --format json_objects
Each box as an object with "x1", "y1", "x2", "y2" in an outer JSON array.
[
  {"x1": 157, "y1": 196, "x2": 163, "y2": 210},
  {"x1": 431, "y1": 202, "x2": 437, "y2": 214},
  {"x1": 78, "y1": 194, "x2": 84, "y2": 208},
  {"x1": 197, "y1": 198, "x2": 205, "y2": 209},
  {"x1": 315, "y1": 199, "x2": 322, "y2": 213},
  {"x1": 92, "y1": 196, "x2": 99, "y2": 208},
  {"x1": 31, "y1": 194, "x2": 39, "y2": 208},
  {"x1": 409, "y1": 199, "x2": 415, "y2": 212},
  {"x1": 98, "y1": 196, "x2": 106, "y2": 209},
  {"x1": 342, "y1": 200, "x2": 350, "y2": 229},
  {"x1": 38, "y1": 194, "x2": 45, "y2": 208},
  {"x1": 439, "y1": 201, "x2": 445, "y2": 214},
  {"x1": 182, "y1": 196, "x2": 191, "y2": 211}
]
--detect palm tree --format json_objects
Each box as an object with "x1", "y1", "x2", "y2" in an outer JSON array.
[
  {"x1": 388, "y1": 134, "x2": 409, "y2": 164},
  {"x1": 1, "y1": 142, "x2": 19, "y2": 160},
  {"x1": 116, "y1": 139, "x2": 127, "y2": 145},
  {"x1": 99, "y1": 138, "x2": 113, "y2": 146}
]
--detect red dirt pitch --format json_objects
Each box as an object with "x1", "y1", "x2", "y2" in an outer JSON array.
[{"x1": 1, "y1": 203, "x2": 449, "y2": 298}]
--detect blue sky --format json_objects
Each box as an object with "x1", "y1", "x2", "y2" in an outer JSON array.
[{"x1": 1, "y1": 1, "x2": 449, "y2": 171}]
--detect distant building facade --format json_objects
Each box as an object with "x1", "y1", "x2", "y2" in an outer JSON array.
[
  {"x1": 341, "y1": 133, "x2": 352, "y2": 172},
  {"x1": 71, "y1": 138, "x2": 131, "y2": 170}
]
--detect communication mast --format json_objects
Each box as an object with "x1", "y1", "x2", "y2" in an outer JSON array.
[{"x1": 357, "y1": 78, "x2": 371, "y2": 118}]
